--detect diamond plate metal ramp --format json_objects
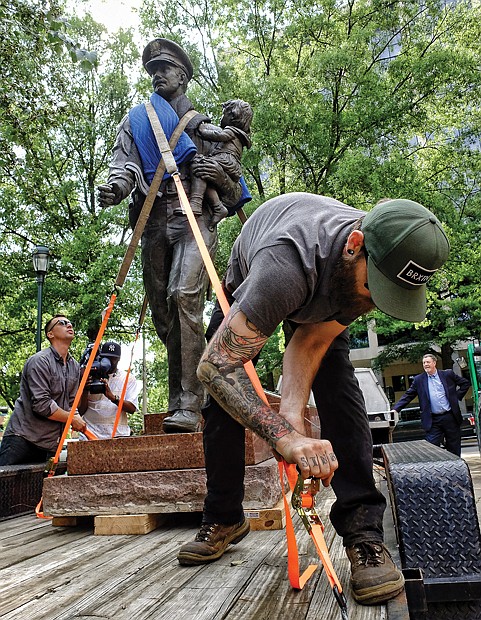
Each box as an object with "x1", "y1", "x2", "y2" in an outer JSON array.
[{"x1": 383, "y1": 440, "x2": 481, "y2": 620}]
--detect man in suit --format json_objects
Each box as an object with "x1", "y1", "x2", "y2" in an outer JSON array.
[{"x1": 392, "y1": 353, "x2": 470, "y2": 455}]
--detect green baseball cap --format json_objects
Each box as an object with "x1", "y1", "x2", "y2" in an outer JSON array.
[{"x1": 362, "y1": 199, "x2": 450, "y2": 322}]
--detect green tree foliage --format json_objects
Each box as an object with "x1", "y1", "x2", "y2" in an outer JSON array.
[
  {"x1": 0, "y1": 5, "x2": 147, "y2": 406},
  {"x1": 138, "y1": 0, "x2": 481, "y2": 372}
]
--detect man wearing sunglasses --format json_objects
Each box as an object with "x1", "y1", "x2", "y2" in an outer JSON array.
[{"x1": 0, "y1": 314, "x2": 86, "y2": 465}]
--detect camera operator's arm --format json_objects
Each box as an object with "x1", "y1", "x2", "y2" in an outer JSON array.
[
  {"x1": 77, "y1": 389, "x2": 89, "y2": 415},
  {"x1": 102, "y1": 379, "x2": 137, "y2": 414}
]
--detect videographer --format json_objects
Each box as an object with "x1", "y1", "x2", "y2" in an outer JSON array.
[
  {"x1": 78, "y1": 341, "x2": 139, "y2": 440},
  {"x1": 0, "y1": 314, "x2": 86, "y2": 466}
]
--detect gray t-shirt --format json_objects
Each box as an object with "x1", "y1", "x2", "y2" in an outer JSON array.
[
  {"x1": 224, "y1": 193, "x2": 364, "y2": 336},
  {"x1": 5, "y1": 346, "x2": 80, "y2": 451}
]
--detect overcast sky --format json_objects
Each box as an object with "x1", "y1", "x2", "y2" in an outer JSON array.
[{"x1": 70, "y1": 0, "x2": 141, "y2": 34}]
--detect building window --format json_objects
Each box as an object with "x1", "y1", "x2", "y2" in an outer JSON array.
[
  {"x1": 392, "y1": 375, "x2": 407, "y2": 392},
  {"x1": 391, "y1": 374, "x2": 416, "y2": 392}
]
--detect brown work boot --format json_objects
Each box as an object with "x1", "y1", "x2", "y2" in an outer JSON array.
[
  {"x1": 177, "y1": 519, "x2": 250, "y2": 565},
  {"x1": 346, "y1": 541, "x2": 405, "y2": 605}
]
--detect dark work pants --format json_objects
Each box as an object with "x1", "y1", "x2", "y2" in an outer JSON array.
[
  {"x1": 426, "y1": 411, "x2": 461, "y2": 456},
  {"x1": 311, "y1": 331, "x2": 386, "y2": 545},
  {"x1": 141, "y1": 204, "x2": 217, "y2": 415},
  {"x1": 0, "y1": 434, "x2": 54, "y2": 465},
  {"x1": 201, "y1": 312, "x2": 386, "y2": 546}
]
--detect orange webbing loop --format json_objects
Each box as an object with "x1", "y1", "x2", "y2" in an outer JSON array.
[
  {"x1": 279, "y1": 461, "x2": 318, "y2": 588},
  {"x1": 279, "y1": 460, "x2": 344, "y2": 594},
  {"x1": 35, "y1": 497, "x2": 51, "y2": 520},
  {"x1": 35, "y1": 294, "x2": 115, "y2": 519}
]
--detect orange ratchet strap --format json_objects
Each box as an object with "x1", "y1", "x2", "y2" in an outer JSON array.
[
  {"x1": 37, "y1": 111, "x2": 188, "y2": 518},
  {"x1": 171, "y1": 174, "x2": 264, "y2": 396},
  {"x1": 144, "y1": 109, "x2": 347, "y2": 614},
  {"x1": 111, "y1": 296, "x2": 148, "y2": 438},
  {"x1": 279, "y1": 461, "x2": 349, "y2": 619},
  {"x1": 110, "y1": 369, "x2": 130, "y2": 439},
  {"x1": 171, "y1": 172, "x2": 348, "y2": 618}
]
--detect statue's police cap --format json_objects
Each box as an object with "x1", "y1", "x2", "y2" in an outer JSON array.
[{"x1": 142, "y1": 38, "x2": 193, "y2": 80}]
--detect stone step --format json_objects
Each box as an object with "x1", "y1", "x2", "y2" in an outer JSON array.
[
  {"x1": 143, "y1": 400, "x2": 320, "y2": 440},
  {"x1": 42, "y1": 457, "x2": 287, "y2": 517},
  {"x1": 67, "y1": 429, "x2": 272, "y2": 475},
  {"x1": 69, "y1": 400, "x2": 320, "y2": 476}
]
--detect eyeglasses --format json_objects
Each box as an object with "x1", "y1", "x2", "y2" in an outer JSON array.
[{"x1": 50, "y1": 319, "x2": 73, "y2": 330}]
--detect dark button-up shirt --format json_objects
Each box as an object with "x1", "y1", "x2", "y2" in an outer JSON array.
[{"x1": 4, "y1": 346, "x2": 80, "y2": 451}]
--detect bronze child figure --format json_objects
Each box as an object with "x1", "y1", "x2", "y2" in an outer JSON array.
[{"x1": 190, "y1": 99, "x2": 253, "y2": 228}]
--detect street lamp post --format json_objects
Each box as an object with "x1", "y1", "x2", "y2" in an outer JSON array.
[{"x1": 32, "y1": 245, "x2": 51, "y2": 352}]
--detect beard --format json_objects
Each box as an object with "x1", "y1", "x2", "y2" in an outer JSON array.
[{"x1": 329, "y1": 253, "x2": 375, "y2": 320}]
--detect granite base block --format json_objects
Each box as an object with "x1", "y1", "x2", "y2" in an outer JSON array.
[
  {"x1": 143, "y1": 414, "x2": 273, "y2": 466},
  {"x1": 42, "y1": 457, "x2": 286, "y2": 517},
  {"x1": 68, "y1": 428, "x2": 272, "y2": 475},
  {"x1": 68, "y1": 433, "x2": 206, "y2": 475}
]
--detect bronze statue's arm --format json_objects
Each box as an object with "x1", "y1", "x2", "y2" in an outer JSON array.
[
  {"x1": 197, "y1": 302, "x2": 338, "y2": 481},
  {"x1": 190, "y1": 151, "x2": 242, "y2": 208},
  {"x1": 98, "y1": 116, "x2": 137, "y2": 207}
]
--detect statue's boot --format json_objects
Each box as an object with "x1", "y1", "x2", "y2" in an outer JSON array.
[{"x1": 162, "y1": 409, "x2": 202, "y2": 433}]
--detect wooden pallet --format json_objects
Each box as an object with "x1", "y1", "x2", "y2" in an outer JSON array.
[
  {"x1": 52, "y1": 513, "x2": 167, "y2": 536},
  {"x1": 51, "y1": 500, "x2": 286, "y2": 536},
  {"x1": 245, "y1": 491, "x2": 290, "y2": 531}
]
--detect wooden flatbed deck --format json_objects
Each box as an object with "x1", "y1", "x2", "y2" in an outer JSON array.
[{"x1": 0, "y1": 468, "x2": 409, "y2": 620}]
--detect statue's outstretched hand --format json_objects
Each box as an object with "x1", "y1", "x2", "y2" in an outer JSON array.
[{"x1": 97, "y1": 183, "x2": 122, "y2": 208}]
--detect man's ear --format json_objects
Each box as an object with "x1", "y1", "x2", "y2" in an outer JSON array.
[{"x1": 345, "y1": 230, "x2": 365, "y2": 255}]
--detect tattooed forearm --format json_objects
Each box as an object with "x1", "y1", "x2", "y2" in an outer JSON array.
[
  {"x1": 198, "y1": 360, "x2": 295, "y2": 448},
  {"x1": 198, "y1": 304, "x2": 297, "y2": 447},
  {"x1": 203, "y1": 305, "x2": 268, "y2": 372}
]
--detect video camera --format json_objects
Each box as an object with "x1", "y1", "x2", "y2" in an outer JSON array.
[{"x1": 79, "y1": 343, "x2": 112, "y2": 394}]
